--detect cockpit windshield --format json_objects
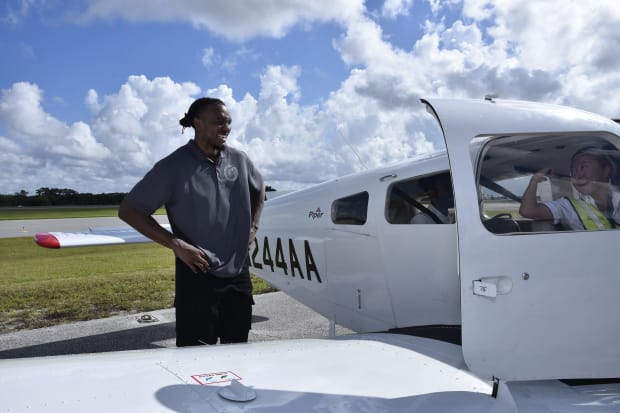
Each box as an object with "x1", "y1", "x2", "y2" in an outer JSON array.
[{"x1": 476, "y1": 132, "x2": 620, "y2": 234}]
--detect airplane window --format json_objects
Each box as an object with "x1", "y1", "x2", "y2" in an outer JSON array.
[
  {"x1": 331, "y1": 192, "x2": 369, "y2": 225},
  {"x1": 386, "y1": 172, "x2": 455, "y2": 224},
  {"x1": 477, "y1": 132, "x2": 620, "y2": 234}
]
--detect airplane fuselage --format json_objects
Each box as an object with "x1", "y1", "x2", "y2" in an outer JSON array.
[{"x1": 251, "y1": 152, "x2": 461, "y2": 333}]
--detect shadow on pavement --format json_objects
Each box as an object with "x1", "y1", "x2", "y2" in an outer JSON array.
[
  {"x1": 0, "y1": 322, "x2": 176, "y2": 359},
  {"x1": 0, "y1": 314, "x2": 270, "y2": 359}
]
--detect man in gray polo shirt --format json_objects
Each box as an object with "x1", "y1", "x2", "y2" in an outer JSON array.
[{"x1": 119, "y1": 97, "x2": 264, "y2": 346}]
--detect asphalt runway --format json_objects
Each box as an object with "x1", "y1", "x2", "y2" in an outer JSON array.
[
  {"x1": 0, "y1": 291, "x2": 354, "y2": 359},
  {"x1": 0, "y1": 215, "x2": 169, "y2": 239}
]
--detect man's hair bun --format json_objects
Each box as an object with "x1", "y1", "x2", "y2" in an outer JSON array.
[
  {"x1": 178, "y1": 97, "x2": 225, "y2": 130},
  {"x1": 179, "y1": 113, "x2": 193, "y2": 128}
]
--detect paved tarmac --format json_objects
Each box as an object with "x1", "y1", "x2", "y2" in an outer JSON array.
[
  {"x1": 0, "y1": 216, "x2": 169, "y2": 239},
  {"x1": 0, "y1": 291, "x2": 354, "y2": 359}
]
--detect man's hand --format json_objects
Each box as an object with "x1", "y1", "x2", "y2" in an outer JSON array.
[
  {"x1": 249, "y1": 226, "x2": 258, "y2": 246},
  {"x1": 171, "y1": 238, "x2": 210, "y2": 274},
  {"x1": 532, "y1": 167, "x2": 553, "y2": 184},
  {"x1": 519, "y1": 167, "x2": 554, "y2": 220}
]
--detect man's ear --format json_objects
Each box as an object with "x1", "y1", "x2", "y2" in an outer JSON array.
[
  {"x1": 193, "y1": 116, "x2": 202, "y2": 134},
  {"x1": 602, "y1": 162, "x2": 613, "y2": 180}
]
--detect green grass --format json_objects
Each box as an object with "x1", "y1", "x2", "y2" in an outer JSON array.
[
  {"x1": 0, "y1": 237, "x2": 276, "y2": 334},
  {"x1": 0, "y1": 206, "x2": 166, "y2": 220}
]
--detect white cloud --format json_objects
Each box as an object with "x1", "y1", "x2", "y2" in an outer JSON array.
[
  {"x1": 0, "y1": 82, "x2": 110, "y2": 161},
  {"x1": 0, "y1": 82, "x2": 113, "y2": 193},
  {"x1": 333, "y1": 1, "x2": 620, "y2": 118},
  {"x1": 210, "y1": 65, "x2": 343, "y2": 188},
  {"x1": 458, "y1": 0, "x2": 620, "y2": 114},
  {"x1": 381, "y1": 0, "x2": 414, "y2": 19},
  {"x1": 201, "y1": 47, "x2": 215, "y2": 67},
  {"x1": 2, "y1": 0, "x2": 620, "y2": 195},
  {"x1": 463, "y1": 0, "x2": 620, "y2": 71},
  {"x1": 79, "y1": 0, "x2": 364, "y2": 41},
  {"x1": 88, "y1": 75, "x2": 201, "y2": 176},
  {"x1": 1, "y1": 0, "x2": 37, "y2": 25}
]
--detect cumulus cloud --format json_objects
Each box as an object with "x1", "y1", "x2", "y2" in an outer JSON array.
[
  {"x1": 1, "y1": 0, "x2": 620, "y2": 195},
  {"x1": 87, "y1": 76, "x2": 201, "y2": 178},
  {"x1": 333, "y1": 0, "x2": 620, "y2": 117},
  {"x1": 1, "y1": 0, "x2": 37, "y2": 25},
  {"x1": 381, "y1": 0, "x2": 414, "y2": 19},
  {"x1": 0, "y1": 58, "x2": 441, "y2": 194},
  {"x1": 459, "y1": 0, "x2": 620, "y2": 113},
  {"x1": 0, "y1": 83, "x2": 110, "y2": 162},
  {"x1": 0, "y1": 82, "x2": 113, "y2": 193},
  {"x1": 78, "y1": 0, "x2": 364, "y2": 41},
  {"x1": 210, "y1": 66, "x2": 350, "y2": 187},
  {"x1": 201, "y1": 47, "x2": 215, "y2": 67}
]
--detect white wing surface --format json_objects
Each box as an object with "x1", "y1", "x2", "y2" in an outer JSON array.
[
  {"x1": 33, "y1": 225, "x2": 170, "y2": 248},
  {"x1": 0, "y1": 334, "x2": 498, "y2": 412}
]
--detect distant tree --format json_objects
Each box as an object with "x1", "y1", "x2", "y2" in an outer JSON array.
[
  {"x1": 1, "y1": 184, "x2": 276, "y2": 206},
  {"x1": 34, "y1": 187, "x2": 80, "y2": 205},
  {"x1": 12, "y1": 190, "x2": 29, "y2": 206}
]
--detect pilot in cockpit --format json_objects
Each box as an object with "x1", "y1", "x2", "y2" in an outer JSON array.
[
  {"x1": 411, "y1": 173, "x2": 455, "y2": 224},
  {"x1": 519, "y1": 146, "x2": 620, "y2": 230},
  {"x1": 387, "y1": 194, "x2": 415, "y2": 224}
]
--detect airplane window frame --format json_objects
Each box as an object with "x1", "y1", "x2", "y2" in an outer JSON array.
[
  {"x1": 331, "y1": 191, "x2": 369, "y2": 225},
  {"x1": 385, "y1": 172, "x2": 455, "y2": 225},
  {"x1": 476, "y1": 132, "x2": 620, "y2": 234}
]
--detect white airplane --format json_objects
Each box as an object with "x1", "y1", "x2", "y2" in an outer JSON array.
[{"x1": 6, "y1": 97, "x2": 620, "y2": 412}]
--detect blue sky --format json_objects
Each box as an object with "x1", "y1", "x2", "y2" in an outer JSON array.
[{"x1": 1, "y1": 0, "x2": 619, "y2": 194}]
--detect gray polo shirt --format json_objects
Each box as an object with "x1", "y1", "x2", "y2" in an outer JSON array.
[{"x1": 125, "y1": 140, "x2": 263, "y2": 278}]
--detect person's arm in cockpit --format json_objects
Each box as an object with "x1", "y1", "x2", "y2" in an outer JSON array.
[{"x1": 519, "y1": 168, "x2": 554, "y2": 220}]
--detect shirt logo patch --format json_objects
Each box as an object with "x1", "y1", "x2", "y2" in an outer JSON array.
[{"x1": 220, "y1": 165, "x2": 239, "y2": 182}]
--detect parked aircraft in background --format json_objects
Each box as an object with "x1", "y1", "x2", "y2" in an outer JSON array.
[{"x1": 13, "y1": 97, "x2": 620, "y2": 412}]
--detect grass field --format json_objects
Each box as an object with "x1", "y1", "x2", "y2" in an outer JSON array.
[{"x1": 0, "y1": 208, "x2": 276, "y2": 334}]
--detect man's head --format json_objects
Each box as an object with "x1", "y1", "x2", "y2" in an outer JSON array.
[
  {"x1": 420, "y1": 173, "x2": 453, "y2": 198},
  {"x1": 180, "y1": 98, "x2": 231, "y2": 150},
  {"x1": 419, "y1": 173, "x2": 454, "y2": 212},
  {"x1": 570, "y1": 146, "x2": 616, "y2": 195}
]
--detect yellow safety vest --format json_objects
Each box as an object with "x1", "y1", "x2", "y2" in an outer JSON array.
[{"x1": 566, "y1": 197, "x2": 612, "y2": 230}]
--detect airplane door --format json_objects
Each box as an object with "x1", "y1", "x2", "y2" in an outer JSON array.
[
  {"x1": 378, "y1": 172, "x2": 461, "y2": 329},
  {"x1": 325, "y1": 190, "x2": 396, "y2": 332},
  {"x1": 426, "y1": 98, "x2": 620, "y2": 381}
]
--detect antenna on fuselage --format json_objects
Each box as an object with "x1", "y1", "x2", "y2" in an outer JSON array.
[{"x1": 336, "y1": 125, "x2": 368, "y2": 170}]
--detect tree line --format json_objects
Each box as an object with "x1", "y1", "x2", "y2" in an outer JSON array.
[
  {"x1": 0, "y1": 186, "x2": 277, "y2": 207},
  {"x1": 0, "y1": 188, "x2": 126, "y2": 207}
]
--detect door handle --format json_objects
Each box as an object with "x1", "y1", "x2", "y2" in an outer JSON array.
[{"x1": 473, "y1": 276, "x2": 513, "y2": 298}]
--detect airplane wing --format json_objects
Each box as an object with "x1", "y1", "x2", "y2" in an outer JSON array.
[
  {"x1": 34, "y1": 225, "x2": 170, "y2": 248},
  {"x1": 3, "y1": 332, "x2": 618, "y2": 412},
  {"x1": 0, "y1": 333, "x2": 500, "y2": 412},
  {"x1": 31, "y1": 191, "x2": 294, "y2": 249}
]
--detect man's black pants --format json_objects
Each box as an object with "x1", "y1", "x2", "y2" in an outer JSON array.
[{"x1": 174, "y1": 261, "x2": 253, "y2": 347}]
